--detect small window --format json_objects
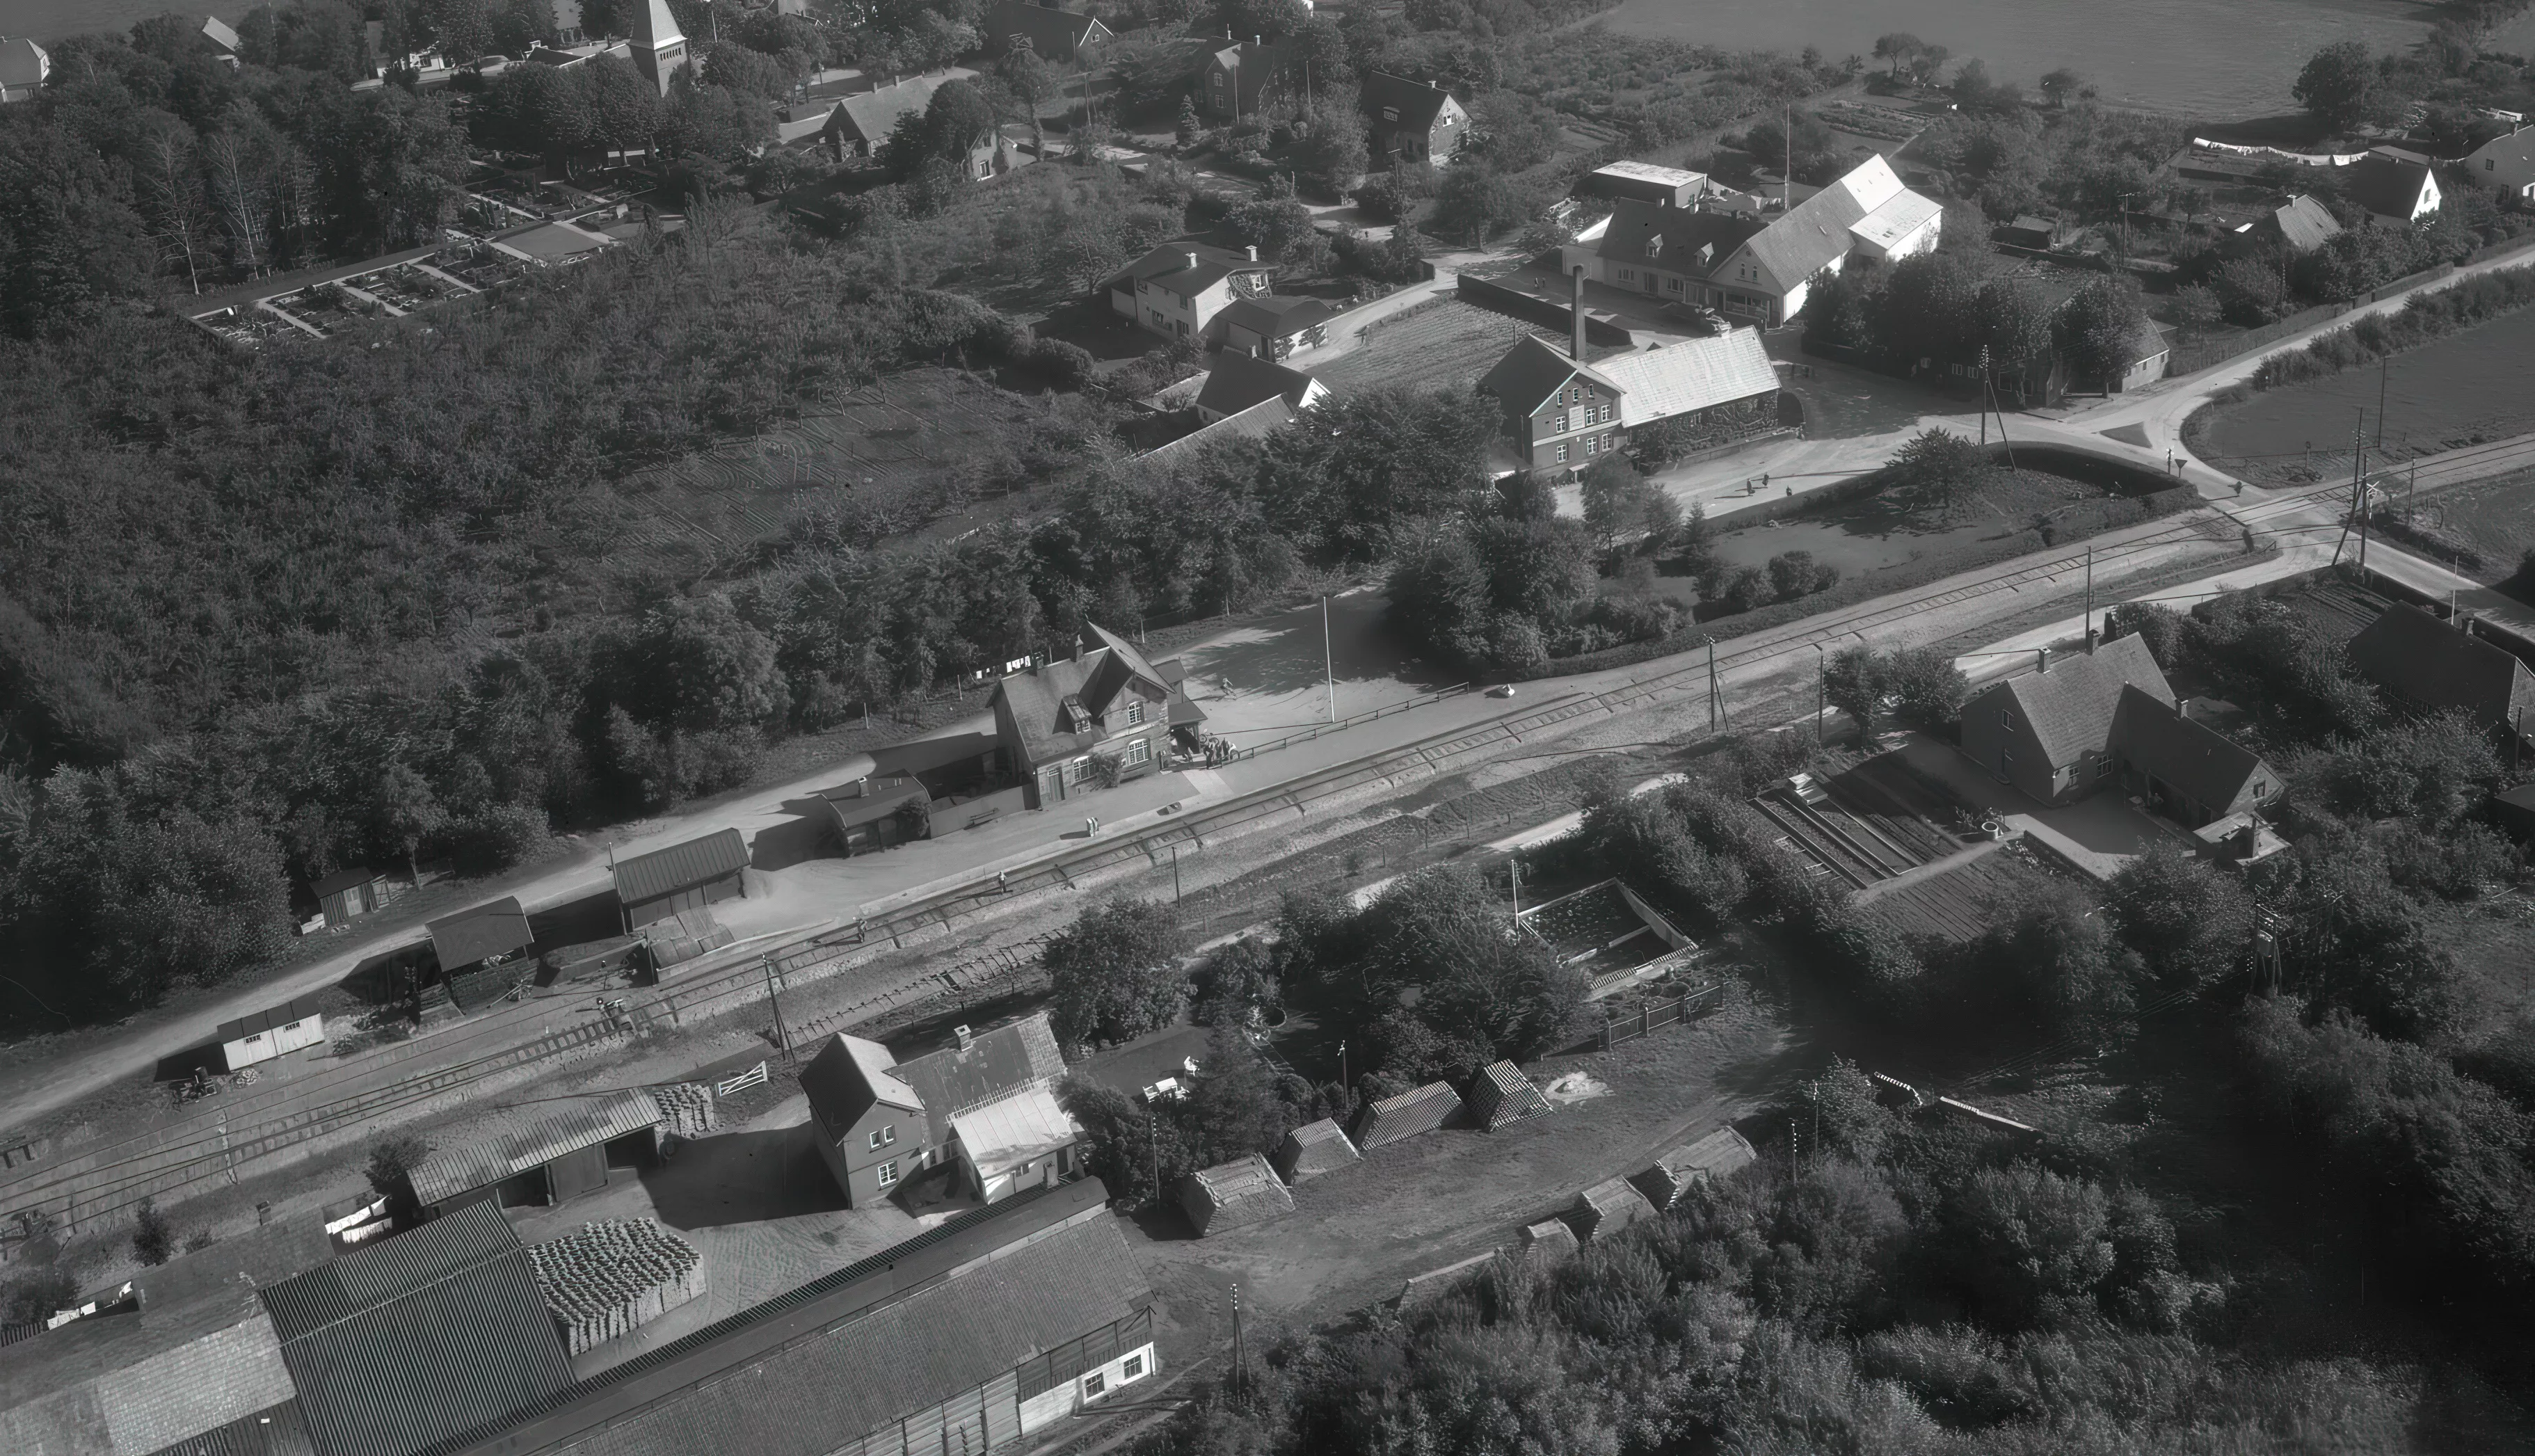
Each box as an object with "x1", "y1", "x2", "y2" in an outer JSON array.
[
  {"x1": 2001, "y1": 709, "x2": 2016, "y2": 730},
  {"x1": 1619, "y1": 268, "x2": 1636, "y2": 282},
  {"x1": 1127, "y1": 737, "x2": 1152, "y2": 766},
  {"x1": 1553, "y1": 442, "x2": 1568, "y2": 463},
  {"x1": 1126, "y1": 699, "x2": 1145, "y2": 726},
  {"x1": 1666, "y1": 278, "x2": 1682, "y2": 293},
  {"x1": 875, "y1": 1160, "x2": 897, "y2": 1187},
  {"x1": 1084, "y1": 1372, "x2": 1107, "y2": 1398},
  {"x1": 2489, "y1": 159, "x2": 2498, "y2": 171},
  {"x1": 2095, "y1": 758, "x2": 2114, "y2": 780},
  {"x1": 1068, "y1": 758, "x2": 1094, "y2": 785},
  {"x1": 1123, "y1": 1354, "x2": 1146, "y2": 1379},
  {"x1": 1553, "y1": 411, "x2": 1567, "y2": 433},
  {"x1": 1583, "y1": 435, "x2": 1597, "y2": 455}
]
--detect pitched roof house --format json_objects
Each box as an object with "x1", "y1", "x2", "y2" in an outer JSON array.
[
  {"x1": 1581, "y1": 154, "x2": 1942, "y2": 324},
  {"x1": 1478, "y1": 330, "x2": 1780, "y2": 471},
  {"x1": 1202, "y1": 40, "x2": 1294, "y2": 120},
  {"x1": 989, "y1": 625, "x2": 1202, "y2": 806},
  {"x1": 1957, "y1": 634, "x2": 2281, "y2": 828},
  {"x1": 1194, "y1": 349, "x2": 1327, "y2": 422},
  {"x1": 2344, "y1": 148, "x2": 2441, "y2": 222},
  {"x1": 1105, "y1": 240, "x2": 1274, "y2": 344},
  {"x1": 1359, "y1": 72, "x2": 1468, "y2": 163},
  {"x1": 819, "y1": 76, "x2": 940, "y2": 157},
  {"x1": 2246, "y1": 193, "x2": 2344, "y2": 254},
  {"x1": 611, "y1": 828, "x2": 749, "y2": 929},
  {"x1": 2346, "y1": 602, "x2": 2535, "y2": 735},
  {"x1": 801, "y1": 1013, "x2": 1080, "y2": 1207},
  {"x1": 0, "y1": 35, "x2": 50, "y2": 102},
  {"x1": 428, "y1": 895, "x2": 534, "y2": 975},
  {"x1": 1272, "y1": 1117, "x2": 1360, "y2": 1181},
  {"x1": 2463, "y1": 125, "x2": 2535, "y2": 200},
  {"x1": 983, "y1": 0, "x2": 1114, "y2": 61},
  {"x1": 1219, "y1": 294, "x2": 1335, "y2": 360}
]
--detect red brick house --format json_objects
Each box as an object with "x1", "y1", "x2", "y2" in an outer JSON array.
[
  {"x1": 990, "y1": 625, "x2": 1205, "y2": 808},
  {"x1": 1359, "y1": 72, "x2": 1467, "y2": 163}
]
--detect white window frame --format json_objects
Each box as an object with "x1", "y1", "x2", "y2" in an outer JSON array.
[
  {"x1": 1126, "y1": 699, "x2": 1145, "y2": 726},
  {"x1": 875, "y1": 1159, "x2": 898, "y2": 1187},
  {"x1": 1123, "y1": 1354, "x2": 1146, "y2": 1380},
  {"x1": 1553, "y1": 442, "x2": 1567, "y2": 463},
  {"x1": 1084, "y1": 1372, "x2": 1107, "y2": 1398},
  {"x1": 867, "y1": 1123, "x2": 896, "y2": 1150},
  {"x1": 1126, "y1": 737, "x2": 1151, "y2": 766},
  {"x1": 1068, "y1": 758, "x2": 1094, "y2": 785}
]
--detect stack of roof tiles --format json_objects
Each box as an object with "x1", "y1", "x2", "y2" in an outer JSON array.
[
  {"x1": 649, "y1": 1082, "x2": 718, "y2": 1139},
  {"x1": 528, "y1": 1218, "x2": 707, "y2": 1356},
  {"x1": 1517, "y1": 1217, "x2": 1579, "y2": 1269},
  {"x1": 1632, "y1": 1127, "x2": 1757, "y2": 1210},
  {"x1": 1570, "y1": 1176, "x2": 1658, "y2": 1242},
  {"x1": 1271, "y1": 1117, "x2": 1359, "y2": 1181},
  {"x1": 1180, "y1": 1153, "x2": 1295, "y2": 1237},
  {"x1": 1464, "y1": 1061, "x2": 1555, "y2": 1131},
  {"x1": 1347, "y1": 1080, "x2": 1461, "y2": 1151}
]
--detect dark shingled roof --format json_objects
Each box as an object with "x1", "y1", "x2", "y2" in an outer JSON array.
[
  {"x1": 2346, "y1": 602, "x2": 2532, "y2": 729},
  {"x1": 611, "y1": 829, "x2": 749, "y2": 907},
  {"x1": 991, "y1": 629, "x2": 1178, "y2": 773},
  {"x1": 983, "y1": 0, "x2": 1110, "y2": 58},
  {"x1": 1594, "y1": 198, "x2": 1768, "y2": 275},
  {"x1": 429, "y1": 897, "x2": 534, "y2": 972},
  {"x1": 1217, "y1": 294, "x2": 1332, "y2": 339},
  {"x1": 2345, "y1": 150, "x2": 2436, "y2": 218},
  {"x1": 1478, "y1": 335, "x2": 1622, "y2": 417},
  {"x1": 265, "y1": 1201, "x2": 573, "y2": 1456},
  {"x1": 2264, "y1": 194, "x2": 2343, "y2": 253},
  {"x1": 893, "y1": 1011, "x2": 1067, "y2": 1146},
  {"x1": 1194, "y1": 350, "x2": 1318, "y2": 419},
  {"x1": 822, "y1": 76, "x2": 938, "y2": 146},
  {"x1": 310, "y1": 866, "x2": 384, "y2": 899},
  {"x1": 1976, "y1": 633, "x2": 2172, "y2": 769},
  {"x1": 2111, "y1": 686, "x2": 2276, "y2": 815},
  {"x1": 452, "y1": 1181, "x2": 1146, "y2": 1456},
  {"x1": 1107, "y1": 241, "x2": 1267, "y2": 298},
  {"x1": 1359, "y1": 71, "x2": 1455, "y2": 131}
]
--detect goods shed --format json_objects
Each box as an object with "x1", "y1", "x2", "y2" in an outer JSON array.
[
  {"x1": 1348, "y1": 1080, "x2": 1461, "y2": 1150},
  {"x1": 1632, "y1": 1127, "x2": 1756, "y2": 1209},
  {"x1": 1464, "y1": 1060, "x2": 1553, "y2": 1131},
  {"x1": 1569, "y1": 1176, "x2": 1657, "y2": 1242},
  {"x1": 218, "y1": 995, "x2": 330, "y2": 1071},
  {"x1": 1271, "y1": 1117, "x2": 1359, "y2": 1181},
  {"x1": 428, "y1": 896, "x2": 534, "y2": 977},
  {"x1": 407, "y1": 1089, "x2": 665, "y2": 1217},
  {"x1": 1179, "y1": 1153, "x2": 1295, "y2": 1237},
  {"x1": 611, "y1": 829, "x2": 749, "y2": 929}
]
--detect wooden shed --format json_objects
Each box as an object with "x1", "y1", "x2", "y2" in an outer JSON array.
[
  {"x1": 427, "y1": 896, "x2": 533, "y2": 977},
  {"x1": 1179, "y1": 1153, "x2": 1295, "y2": 1237},
  {"x1": 1347, "y1": 1080, "x2": 1460, "y2": 1151},
  {"x1": 217, "y1": 995, "x2": 329, "y2": 1071},
  {"x1": 1517, "y1": 1217, "x2": 1578, "y2": 1269},
  {"x1": 311, "y1": 865, "x2": 392, "y2": 925},
  {"x1": 1463, "y1": 1061, "x2": 1553, "y2": 1131},
  {"x1": 1569, "y1": 1176, "x2": 1658, "y2": 1242},
  {"x1": 1632, "y1": 1127, "x2": 1757, "y2": 1209},
  {"x1": 1272, "y1": 1118, "x2": 1360, "y2": 1182},
  {"x1": 408, "y1": 1089, "x2": 665, "y2": 1217},
  {"x1": 612, "y1": 829, "x2": 750, "y2": 930}
]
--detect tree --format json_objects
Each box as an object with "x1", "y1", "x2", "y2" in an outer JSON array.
[
  {"x1": 994, "y1": 47, "x2": 1057, "y2": 157},
  {"x1": 618, "y1": 594, "x2": 785, "y2": 733},
  {"x1": 1428, "y1": 161, "x2": 1533, "y2": 248},
  {"x1": 2106, "y1": 845, "x2": 2250, "y2": 994},
  {"x1": 885, "y1": 79, "x2": 998, "y2": 178},
  {"x1": 2169, "y1": 283, "x2": 2222, "y2": 338},
  {"x1": 2038, "y1": 67, "x2": 2084, "y2": 107},
  {"x1": 138, "y1": 124, "x2": 212, "y2": 294},
  {"x1": 1046, "y1": 899, "x2": 1188, "y2": 1048},
  {"x1": 1823, "y1": 646, "x2": 1889, "y2": 735},
  {"x1": 1872, "y1": 33, "x2": 1923, "y2": 77},
  {"x1": 1290, "y1": 96, "x2": 1369, "y2": 196},
  {"x1": 2055, "y1": 278, "x2": 2152, "y2": 393},
  {"x1": 1887, "y1": 429, "x2": 1992, "y2": 519},
  {"x1": 1744, "y1": 110, "x2": 1841, "y2": 185},
  {"x1": 2292, "y1": 40, "x2": 2378, "y2": 131},
  {"x1": 1580, "y1": 458, "x2": 1680, "y2": 552},
  {"x1": 134, "y1": 1196, "x2": 175, "y2": 1267},
  {"x1": 1224, "y1": 184, "x2": 1315, "y2": 264},
  {"x1": 365, "y1": 1135, "x2": 429, "y2": 1220}
]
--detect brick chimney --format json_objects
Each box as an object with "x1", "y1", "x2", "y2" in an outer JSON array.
[
  {"x1": 1245, "y1": 243, "x2": 1258, "y2": 262},
  {"x1": 1570, "y1": 266, "x2": 1586, "y2": 360},
  {"x1": 2037, "y1": 646, "x2": 2051, "y2": 674},
  {"x1": 1184, "y1": 250, "x2": 1198, "y2": 270},
  {"x1": 953, "y1": 1024, "x2": 973, "y2": 1049}
]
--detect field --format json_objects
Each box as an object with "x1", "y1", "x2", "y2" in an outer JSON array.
[
  {"x1": 1704, "y1": 464, "x2": 2125, "y2": 582},
  {"x1": 2199, "y1": 307, "x2": 2535, "y2": 477},
  {"x1": 2424, "y1": 469, "x2": 2535, "y2": 580},
  {"x1": 1309, "y1": 301, "x2": 1565, "y2": 397}
]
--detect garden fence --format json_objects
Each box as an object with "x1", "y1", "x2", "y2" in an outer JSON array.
[{"x1": 1597, "y1": 982, "x2": 1726, "y2": 1051}]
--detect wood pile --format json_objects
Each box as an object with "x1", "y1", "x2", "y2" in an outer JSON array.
[
  {"x1": 649, "y1": 1082, "x2": 718, "y2": 1139},
  {"x1": 528, "y1": 1217, "x2": 706, "y2": 1356}
]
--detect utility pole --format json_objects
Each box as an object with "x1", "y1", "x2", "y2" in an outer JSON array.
[
  {"x1": 1510, "y1": 855, "x2": 1521, "y2": 915},
  {"x1": 1706, "y1": 636, "x2": 1727, "y2": 728},
  {"x1": 1978, "y1": 345, "x2": 1990, "y2": 446},
  {"x1": 1322, "y1": 593, "x2": 1336, "y2": 723},
  {"x1": 2084, "y1": 547, "x2": 2095, "y2": 653},
  {"x1": 2377, "y1": 357, "x2": 2388, "y2": 449},
  {"x1": 1338, "y1": 1039, "x2": 1348, "y2": 1092},
  {"x1": 1170, "y1": 842, "x2": 1183, "y2": 904},
  {"x1": 1147, "y1": 1110, "x2": 1160, "y2": 1206},
  {"x1": 2353, "y1": 407, "x2": 2370, "y2": 571},
  {"x1": 1231, "y1": 1283, "x2": 1247, "y2": 1407},
  {"x1": 1814, "y1": 641, "x2": 1827, "y2": 744},
  {"x1": 1783, "y1": 102, "x2": 1793, "y2": 214},
  {"x1": 2117, "y1": 191, "x2": 2139, "y2": 255},
  {"x1": 763, "y1": 954, "x2": 791, "y2": 1064}
]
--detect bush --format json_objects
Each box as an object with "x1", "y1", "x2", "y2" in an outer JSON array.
[
  {"x1": 447, "y1": 803, "x2": 552, "y2": 876},
  {"x1": 1027, "y1": 336, "x2": 1096, "y2": 389},
  {"x1": 133, "y1": 1197, "x2": 175, "y2": 1267},
  {"x1": 1045, "y1": 899, "x2": 1188, "y2": 1049},
  {"x1": 1766, "y1": 550, "x2": 1837, "y2": 601}
]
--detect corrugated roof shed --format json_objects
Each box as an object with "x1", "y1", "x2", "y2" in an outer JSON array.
[
  {"x1": 429, "y1": 897, "x2": 534, "y2": 972},
  {"x1": 407, "y1": 1089, "x2": 663, "y2": 1209},
  {"x1": 1464, "y1": 1060, "x2": 1554, "y2": 1131},
  {"x1": 0, "y1": 1281, "x2": 296, "y2": 1456},
  {"x1": 1180, "y1": 1153, "x2": 1295, "y2": 1236},
  {"x1": 894, "y1": 1013, "x2": 1066, "y2": 1146},
  {"x1": 215, "y1": 995, "x2": 331, "y2": 1047},
  {"x1": 310, "y1": 866, "x2": 383, "y2": 899},
  {"x1": 1517, "y1": 1218, "x2": 1578, "y2": 1268},
  {"x1": 611, "y1": 829, "x2": 749, "y2": 907},
  {"x1": 950, "y1": 1084, "x2": 1081, "y2": 1178},
  {"x1": 1271, "y1": 1117, "x2": 1359, "y2": 1181},
  {"x1": 504, "y1": 1193, "x2": 1149, "y2": 1456},
  {"x1": 1348, "y1": 1080, "x2": 1460, "y2": 1150},
  {"x1": 2267, "y1": 194, "x2": 2343, "y2": 253},
  {"x1": 264, "y1": 1202, "x2": 572, "y2": 1456},
  {"x1": 1600, "y1": 329, "x2": 1778, "y2": 429}
]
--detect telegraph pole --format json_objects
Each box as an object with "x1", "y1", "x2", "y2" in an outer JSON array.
[
  {"x1": 1814, "y1": 641, "x2": 1827, "y2": 744},
  {"x1": 763, "y1": 954, "x2": 791, "y2": 1064},
  {"x1": 2084, "y1": 548, "x2": 2095, "y2": 653},
  {"x1": 1322, "y1": 593, "x2": 1336, "y2": 723},
  {"x1": 1706, "y1": 636, "x2": 1727, "y2": 728}
]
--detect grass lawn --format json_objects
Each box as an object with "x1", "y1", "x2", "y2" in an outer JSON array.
[{"x1": 1705, "y1": 465, "x2": 2113, "y2": 582}]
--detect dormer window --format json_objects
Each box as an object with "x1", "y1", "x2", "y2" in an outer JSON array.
[
  {"x1": 1382, "y1": 106, "x2": 1399, "y2": 122},
  {"x1": 1126, "y1": 699, "x2": 1146, "y2": 726},
  {"x1": 1646, "y1": 236, "x2": 1663, "y2": 257}
]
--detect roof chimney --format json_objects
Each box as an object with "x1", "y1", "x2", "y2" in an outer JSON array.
[
  {"x1": 1184, "y1": 250, "x2": 1198, "y2": 270},
  {"x1": 1570, "y1": 265, "x2": 1586, "y2": 361},
  {"x1": 2177, "y1": 697, "x2": 2190, "y2": 719},
  {"x1": 953, "y1": 1024, "x2": 973, "y2": 1049},
  {"x1": 2037, "y1": 646, "x2": 2050, "y2": 674},
  {"x1": 1430, "y1": 78, "x2": 1439, "y2": 89},
  {"x1": 1245, "y1": 243, "x2": 1258, "y2": 262},
  {"x1": 1253, "y1": 34, "x2": 1261, "y2": 45}
]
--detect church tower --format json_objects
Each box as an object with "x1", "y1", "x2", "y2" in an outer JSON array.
[{"x1": 630, "y1": 0, "x2": 689, "y2": 95}]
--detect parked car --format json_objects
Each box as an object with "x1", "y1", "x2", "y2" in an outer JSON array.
[{"x1": 1486, "y1": 685, "x2": 1517, "y2": 698}]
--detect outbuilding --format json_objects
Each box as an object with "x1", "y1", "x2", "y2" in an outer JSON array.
[
  {"x1": 1272, "y1": 1117, "x2": 1359, "y2": 1181},
  {"x1": 821, "y1": 774, "x2": 932, "y2": 855},
  {"x1": 218, "y1": 995, "x2": 330, "y2": 1071},
  {"x1": 1347, "y1": 1080, "x2": 1461, "y2": 1150},
  {"x1": 1582, "y1": 159, "x2": 1710, "y2": 209},
  {"x1": 1569, "y1": 1176, "x2": 1658, "y2": 1241},
  {"x1": 1632, "y1": 1127, "x2": 1756, "y2": 1208},
  {"x1": 1464, "y1": 1060, "x2": 1554, "y2": 1130},
  {"x1": 612, "y1": 828, "x2": 750, "y2": 930},
  {"x1": 312, "y1": 865, "x2": 392, "y2": 925},
  {"x1": 406, "y1": 1088, "x2": 665, "y2": 1216},
  {"x1": 1180, "y1": 1153, "x2": 1295, "y2": 1236},
  {"x1": 427, "y1": 895, "x2": 534, "y2": 977}
]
